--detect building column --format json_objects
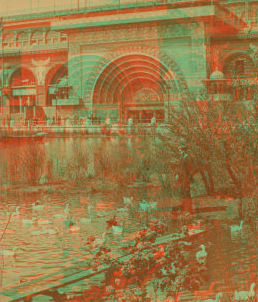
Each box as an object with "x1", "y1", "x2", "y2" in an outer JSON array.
[
  {"x1": 37, "y1": 85, "x2": 47, "y2": 117},
  {"x1": 19, "y1": 97, "x2": 22, "y2": 114},
  {"x1": 37, "y1": 85, "x2": 46, "y2": 106}
]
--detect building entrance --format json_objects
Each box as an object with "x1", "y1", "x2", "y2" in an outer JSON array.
[{"x1": 127, "y1": 109, "x2": 164, "y2": 123}]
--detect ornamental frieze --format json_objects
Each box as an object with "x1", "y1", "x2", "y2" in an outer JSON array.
[{"x1": 70, "y1": 24, "x2": 190, "y2": 44}]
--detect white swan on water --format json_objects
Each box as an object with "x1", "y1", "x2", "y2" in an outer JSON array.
[
  {"x1": 0, "y1": 247, "x2": 20, "y2": 258},
  {"x1": 22, "y1": 217, "x2": 36, "y2": 226},
  {"x1": 53, "y1": 204, "x2": 70, "y2": 219},
  {"x1": 196, "y1": 245, "x2": 207, "y2": 265},
  {"x1": 231, "y1": 220, "x2": 243, "y2": 238},
  {"x1": 32, "y1": 201, "x2": 47, "y2": 211},
  {"x1": 234, "y1": 283, "x2": 255, "y2": 301},
  {"x1": 12, "y1": 206, "x2": 21, "y2": 219}
]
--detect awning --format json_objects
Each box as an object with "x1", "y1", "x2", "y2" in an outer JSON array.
[
  {"x1": 53, "y1": 98, "x2": 79, "y2": 105},
  {"x1": 13, "y1": 88, "x2": 36, "y2": 96}
]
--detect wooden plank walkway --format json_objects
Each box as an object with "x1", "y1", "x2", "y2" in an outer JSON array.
[{"x1": 0, "y1": 230, "x2": 205, "y2": 302}]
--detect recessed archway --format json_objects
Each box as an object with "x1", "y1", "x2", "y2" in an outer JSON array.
[
  {"x1": 9, "y1": 67, "x2": 37, "y2": 117},
  {"x1": 46, "y1": 64, "x2": 68, "y2": 106},
  {"x1": 92, "y1": 54, "x2": 182, "y2": 122}
]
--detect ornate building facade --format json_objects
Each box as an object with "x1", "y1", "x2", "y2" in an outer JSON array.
[{"x1": 0, "y1": 0, "x2": 257, "y2": 123}]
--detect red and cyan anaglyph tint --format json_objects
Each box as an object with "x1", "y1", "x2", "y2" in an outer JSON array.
[{"x1": 0, "y1": 0, "x2": 257, "y2": 301}]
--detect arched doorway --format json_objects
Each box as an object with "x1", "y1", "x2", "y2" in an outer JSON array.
[
  {"x1": 46, "y1": 64, "x2": 70, "y2": 122},
  {"x1": 46, "y1": 64, "x2": 68, "y2": 107},
  {"x1": 9, "y1": 68, "x2": 37, "y2": 119},
  {"x1": 92, "y1": 54, "x2": 180, "y2": 123}
]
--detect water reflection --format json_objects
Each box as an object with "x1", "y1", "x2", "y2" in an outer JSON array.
[{"x1": 0, "y1": 137, "x2": 164, "y2": 297}]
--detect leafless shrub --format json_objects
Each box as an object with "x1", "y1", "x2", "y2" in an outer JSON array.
[
  {"x1": 67, "y1": 141, "x2": 93, "y2": 187},
  {"x1": 15, "y1": 141, "x2": 46, "y2": 186}
]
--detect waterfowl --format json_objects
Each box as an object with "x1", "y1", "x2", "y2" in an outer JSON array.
[
  {"x1": 231, "y1": 220, "x2": 244, "y2": 238},
  {"x1": 139, "y1": 200, "x2": 150, "y2": 212},
  {"x1": 203, "y1": 293, "x2": 223, "y2": 302},
  {"x1": 22, "y1": 217, "x2": 36, "y2": 226},
  {"x1": 96, "y1": 201, "x2": 106, "y2": 210},
  {"x1": 97, "y1": 201, "x2": 114, "y2": 210},
  {"x1": 194, "y1": 281, "x2": 217, "y2": 301},
  {"x1": 38, "y1": 218, "x2": 52, "y2": 225},
  {"x1": 63, "y1": 203, "x2": 70, "y2": 215},
  {"x1": 149, "y1": 202, "x2": 157, "y2": 209},
  {"x1": 44, "y1": 226, "x2": 59, "y2": 235},
  {"x1": 0, "y1": 247, "x2": 19, "y2": 257},
  {"x1": 118, "y1": 208, "x2": 127, "y2": 213},
  {"x1": 123, "y1": 197, "x2": 133, "y2": 206},
  {"x1": 32, "y1": 201, "x2": 47, "y2": 211},
  {"x1": 12, "y1": 206, "x2": 21, "y2": 219},
  {"x1": 80, "y1": 197, "x2": 90, "y2": 205},
  {"x1": 30, "y1": 229, "x2": 47, "y2": 236},
  {"x1": 188, "y1": 220, "x2": 201, "y2": 233},
  {"x1": 53, "y1": 213, "x2": 67, "y2": 219},
  {"x1": 0, "y1": 228, "x2": 13, "y2": 235},
  {"x1": 0, "y1": 211, "x2": 12, "y2": 225},
  {"x1": 69, "y1": 222, "x2": 80, "y2": 233},
  {"x1": 53, "y1": 204, "x2": 70, "y2": 219},
  {"x1": 80, "y1": 217, "x2": 92, "y2": 224},
  {"x1": 196, "y1": 245, "x2": 207, "y2": 265},
  {"x1": 112, "y1": 225, "x2": 123, "y2": 234},
  {"x1": 234, "y1": 283, "x2": 255, "y2": 301}
]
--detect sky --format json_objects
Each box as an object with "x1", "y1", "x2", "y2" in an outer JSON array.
[{"x1": 0, "y1": 0, "x2": 119, "y2": 16}]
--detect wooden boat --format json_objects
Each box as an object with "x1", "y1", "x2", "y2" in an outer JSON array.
[{"x1": 1, "y1": 132, "x2": 48, "y2": 143}]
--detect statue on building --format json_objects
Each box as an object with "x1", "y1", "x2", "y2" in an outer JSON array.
[{"x1": 31, "y1": 57, "x2": 51, "y2": 85}]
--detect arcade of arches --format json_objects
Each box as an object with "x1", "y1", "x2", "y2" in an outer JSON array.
[{"x1": 1, "y1": 52, "x2": 258, "y2": 123}]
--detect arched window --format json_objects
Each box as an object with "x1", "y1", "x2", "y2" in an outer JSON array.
[
  {"x1": 223, "y1": 53, "x2": 256, "y2": 79},
  {"x1": 249, "y1": 7, "x2": 257, "y2": 26},
  {"x1": 234, "y1": 7, "x2": 246, "y2": 28},
  {"x1": 30, "y1": 31, "x2": 44, "y2": 45},
  {"x1": 60, "y1": 32, "x2": 68, "y2": 43},
  {"x1": 3, "y1": 33, "x2": 14, "y2": 47},
  {"x1": 46, "y1": 31, "x2": 60, "y2": 44},
  {"x1": 247, "y1": 87, "x2": 253, "y2": 100},
  {"x1": 16, "y1": 32, "x2": 29, "y2": 47}
]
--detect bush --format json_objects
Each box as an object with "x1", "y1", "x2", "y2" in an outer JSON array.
[{"x1": 16, "y1": 141, "x2": 46, "y2": 186}]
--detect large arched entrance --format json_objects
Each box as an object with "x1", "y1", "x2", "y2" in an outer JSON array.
[{"x1": 92, "y1": 54, "x2": 181, "y2": 123}]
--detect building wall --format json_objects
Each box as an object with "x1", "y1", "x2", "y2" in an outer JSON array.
[{"x1": 1, "y1": 1, "x2": 257, "y2": 121}]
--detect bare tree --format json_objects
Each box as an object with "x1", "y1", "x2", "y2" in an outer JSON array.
[{"x1": 16, "y1": 141, "x2": 46, "y2": 186}]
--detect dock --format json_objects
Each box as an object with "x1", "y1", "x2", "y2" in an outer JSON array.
[{"x1": 0, "y1": 230, "x2": 205, "y2": 302}]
